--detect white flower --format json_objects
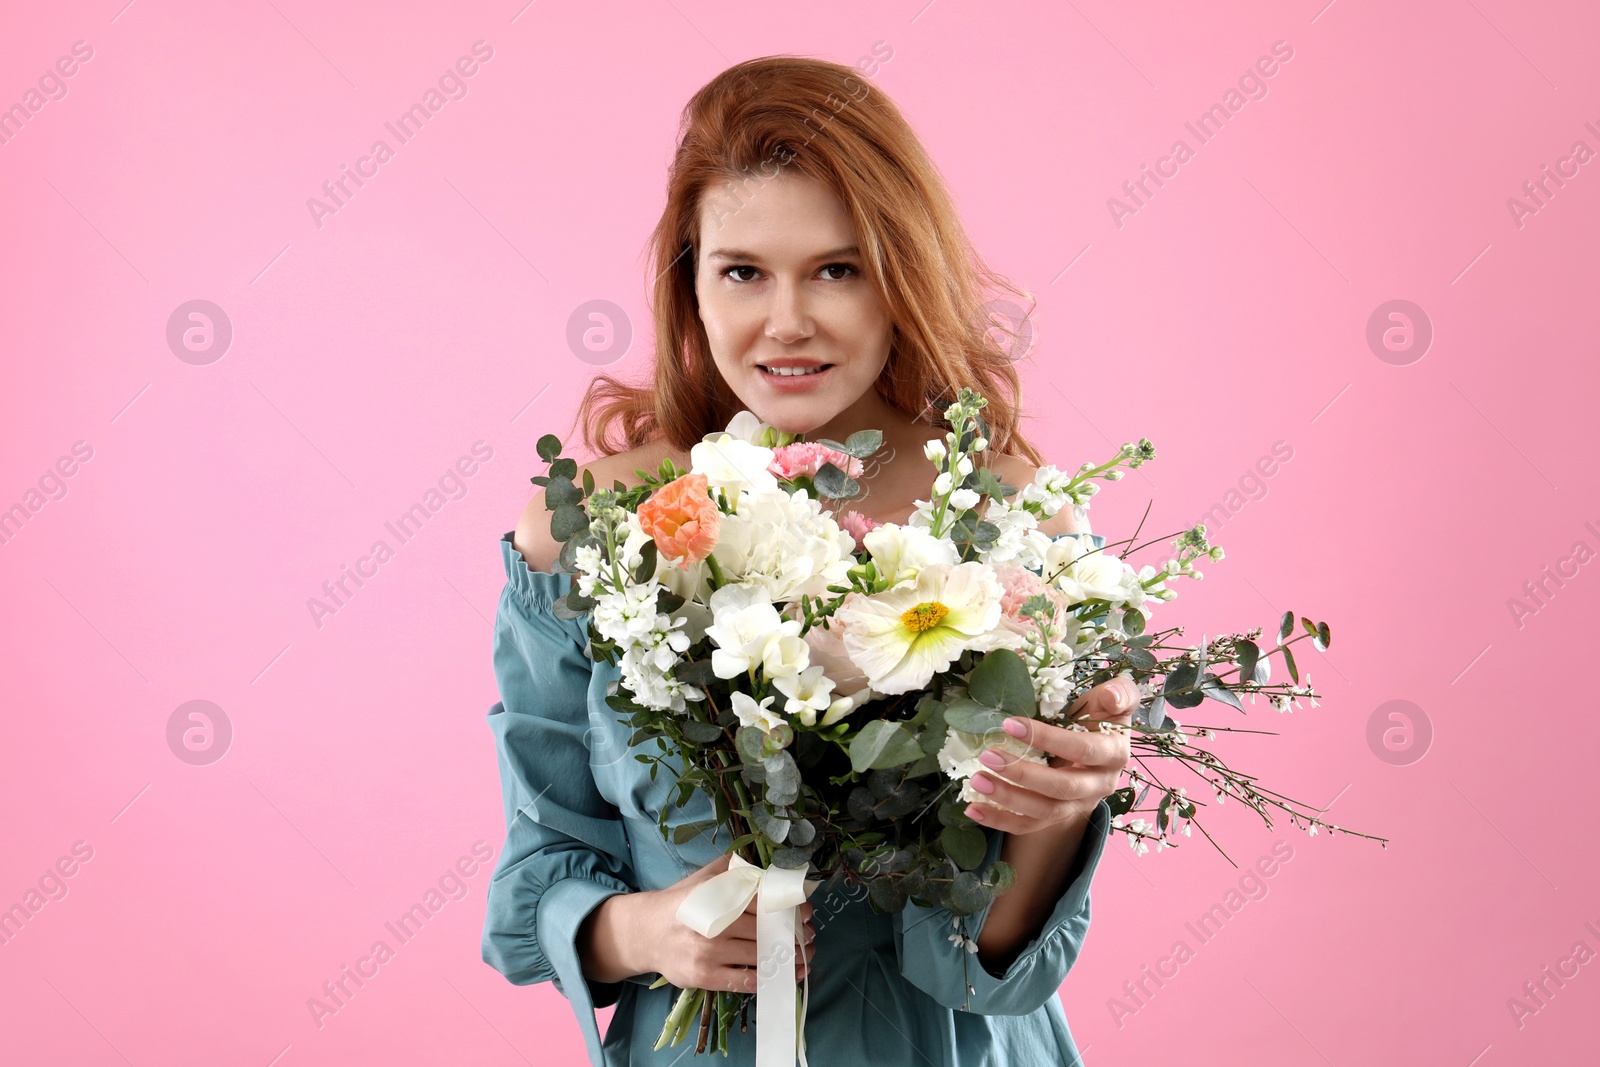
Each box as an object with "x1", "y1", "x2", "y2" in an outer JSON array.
[
  {"x1": 721, "y1": 410, "x2": 768, "y2": 444},
  {"x1": 835, "y1": 562, "x2": 1021, "y2": 695},
  {"x1": 949, "y1": 488, "x2": 981, "y2": 512},
  {"x1": 730, "y1": 691, "x2": 786, "y2": 733},
  {"x1": 690, "y1": 433, "x2": 777, "y2": 496},
  {"x1": 1047, "y1": 536, "x2": 1137, "y2": 605},
  {"x1": 861, "y1": 524, "x2": 959, "y2": 587},
  {"x1": 710, "y1": 487, "x2": 855, "y2": 603},
  {"x1": 772, "y1": 664, "x2": 837, "y2": 726},
  {"x1": 703, "y1": 583, "x2": 806, "y2": 679},
  {"x1": 923, "y1": 439, "x2": 948, "y2": 463},
  {"x1": 933, "y1": 471, "x2": 955, "y2": 495}
]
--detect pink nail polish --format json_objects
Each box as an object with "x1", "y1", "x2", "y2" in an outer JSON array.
[
  {"x1": 978, "y1": 749, "x2": 1004, "y2": 769},
  {"x1": 1003, "y1": 718, "x2": 1027, "y2": 737},
  {"x1": 971, "y1": 774, "x2": 995, "y2": 794},
  {"x1": 965, "y1": 804, "x2": 986, "y2": 821}
]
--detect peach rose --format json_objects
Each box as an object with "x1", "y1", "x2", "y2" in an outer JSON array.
[{"x1": 637, "y1": 472, "x2": 721, "y2": 570}]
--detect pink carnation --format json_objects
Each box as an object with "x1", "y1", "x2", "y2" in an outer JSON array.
[
  {"x1": 837, "y1": 508, "x2": 882, "y2": 545},
  {"x1": 768, "y1": 442, "x2": 865, "y2": 482}
]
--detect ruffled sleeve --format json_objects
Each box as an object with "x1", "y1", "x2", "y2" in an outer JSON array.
[
  {"x1": 894, "y1": 797, "x2": 1113, "y2": 1015},
  {"x1": 481, "y1": 531, "x2": 637, "y2": 1067}
]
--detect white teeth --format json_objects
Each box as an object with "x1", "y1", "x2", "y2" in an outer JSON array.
[{"x1": 762, "y1": 365, "x2": 827, "y2": 377}]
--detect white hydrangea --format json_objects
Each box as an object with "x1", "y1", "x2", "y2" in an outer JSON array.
[{"x1": 710, "y1": 487, "x2": 854, "y2": 603}]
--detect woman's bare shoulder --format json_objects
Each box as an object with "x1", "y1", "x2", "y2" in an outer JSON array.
[{"x1": 512, "y1": 439, "x2": 692, "y2": 572}]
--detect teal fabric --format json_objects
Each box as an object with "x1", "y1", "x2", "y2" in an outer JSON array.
[{"x1": 482, "y1": 529, "x2": 1114, "y2": 1066}]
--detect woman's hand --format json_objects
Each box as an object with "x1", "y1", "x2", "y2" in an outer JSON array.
[
  {"x1": 612, "y1": 854, "x2": 816, "y2": 992},
  {"x1": 962, "y1": 673, "x2": 1139, "y2": 834}
]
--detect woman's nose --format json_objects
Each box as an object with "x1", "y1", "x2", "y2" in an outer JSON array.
[{"x1": 764, "y1": 282, "x2": 814, "y2": 343}]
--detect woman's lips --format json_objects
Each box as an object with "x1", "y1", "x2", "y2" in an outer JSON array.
[{"x1": 758, "y1": 363, "x2": 834, "y2": 390}]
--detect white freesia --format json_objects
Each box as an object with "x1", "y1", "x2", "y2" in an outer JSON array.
[
  {"x1": 703, "y1": 583, "x2": 804, "y2": 679},
  {"x1": 721, "y1": 410, "x2": 768, "y2": 444},
  {"x1": 690, "y1": 433, "x2": 777, "y2": 496},
  {"x1": 861, "y1": 523, "x2": 959, "y2": 587},
  {"x1": 1046, "y1": 535, "x2": 1137, "y2": 604},
  {"x1": 772, "y1": 664, "x2": 837, "y2": 726},
  {"x1": 730, "y1": 691, "x2": 786, "y2": 733}
]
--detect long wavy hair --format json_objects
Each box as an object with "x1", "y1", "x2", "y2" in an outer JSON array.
[{"x1": 575, "y1": 54, "x2": 1045, "y2": 464}]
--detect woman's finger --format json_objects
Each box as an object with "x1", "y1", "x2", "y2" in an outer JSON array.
[{"x1": 1067, "y1": 673, "x2": 1139, "y2": 724}]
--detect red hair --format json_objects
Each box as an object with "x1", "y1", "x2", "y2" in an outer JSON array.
[{"x1": 576, "y1": 54, "x2": 1044, "y2": 464}]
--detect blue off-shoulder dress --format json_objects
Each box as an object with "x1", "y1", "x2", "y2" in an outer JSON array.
[{"x1": 481, "y1": 530, "x2": 1114, "y2": 1067}]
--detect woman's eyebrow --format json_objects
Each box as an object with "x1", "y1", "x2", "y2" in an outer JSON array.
[{"x1": 705, "y1": 245, "x2": 860, "y2": 262}]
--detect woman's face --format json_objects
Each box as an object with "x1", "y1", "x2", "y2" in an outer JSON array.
[{"x1": 694, "y1": 172, "x2": 895, "y2": 437}]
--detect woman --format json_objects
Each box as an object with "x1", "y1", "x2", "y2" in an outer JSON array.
[{"x1": 482, "y1": 55, "x2": 1138, "y2": 1066}]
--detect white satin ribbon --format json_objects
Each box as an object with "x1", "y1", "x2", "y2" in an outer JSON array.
[{"x1": 676, "y1": 854, "x2": 821, "y2": 1066}]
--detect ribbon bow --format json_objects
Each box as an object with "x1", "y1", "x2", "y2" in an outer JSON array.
[{"x1": 676, "y1": 854, "x2": 822, "y2": 1066}]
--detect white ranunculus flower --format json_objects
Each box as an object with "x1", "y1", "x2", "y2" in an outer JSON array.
[
  {"x1": 690, "y1": 433, "x2": 778, "y2": 496},
  {"x1": 861, "y1": 523, "x2": 959, "y2": 587},
  {"x1": 730, "y1": 691, "x2": 786, "y2": 734},
  {"x1": 703, "y1": 583, "x2": 801, "y2": 679},
  {"x1": 772, "y1": 664, "x2": 836, "y2": 726}
]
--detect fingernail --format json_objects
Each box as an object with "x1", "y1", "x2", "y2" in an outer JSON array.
[
  {"x1": 1002, "y1": 717, "x2": 1027, "y2": 737},
  {"x1": 970, "y1": 774, "x2": 995, "y2": 794},
  {"x1": 965, "y1": 804, "x2": 986, "y2": 821},
  {"x1": 978, "y1": 749, "x2": 1005, "y2": 769}
]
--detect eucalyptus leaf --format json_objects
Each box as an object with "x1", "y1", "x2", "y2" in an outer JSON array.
[
  {"x1": 771, "y1": 845, "x2": 816, "y2": 870},
  {"x1": 536, "y1": 434, "x2": 562, "y2": 461},
  {"x1": 849, "y1": 720, "x2": 924, "y2": 772},
  {"x1": 546, "y1": 477, "x2": 582, "y2": 507},
  {"x1": 1278, "y1": 610, "x2": 1294, "y2": 643},
  {"x1": 843, "y1": 429, "x2": 883, "y2": 457},
  {"x1": 947, "y1": 871, "x2": 990, "y2": 916},
  {"x1": 967, "y1": 649, "x2": 1037, "y2": 716},
  {"x1": 1282, "y1": 644, "x2": 1300, "y2": 684},
  {"x1": 1237, "y1": 639, "x2": 1259, "y2": 685},
  {"x1": 814, "y1": 462, "x2": 862, "y2": 500},
  {"x1": 941, "y1": 824, "x2": 988, "y2": 871},
  {"x1": 549, "y1": 457, "x2": 578, "y2": 481},
  {"x1": 1200, "y1": 676, "x2": 1244, "y2": 712},
  {"x1": 680, "y1": 719, "x2": 723, "y2": 743},
  {"x1": 868, "y1": 878, "x2": 909, "y2": 913},
  {"x1": 551, "y1": 503, "x2": 590, "y2": 541},
  {"x1": 942, "y1": 699, "x2": 1009, "y2": 735},
  {"x1": 1315, "y1": 621, "x2": 1331, "y2": 651}
]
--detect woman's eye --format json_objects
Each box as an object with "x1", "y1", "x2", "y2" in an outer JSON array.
[
  {"x1": 723, "y1": 265, "x2": 760, "y2": 283},
  {"x1": 819, "y1": 263, "x2": 858, "y2": 281}
]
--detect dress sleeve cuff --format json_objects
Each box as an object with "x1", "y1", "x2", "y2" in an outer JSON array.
[
  {"x1": 896, "y1": 796, "x2": 1112, "y2": 1015},
  {"x1": 537, "y1": 877, "x2": 633, "y2": 1066}
]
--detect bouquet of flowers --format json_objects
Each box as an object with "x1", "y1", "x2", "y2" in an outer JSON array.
[{"x1": 530, "y1": 388, "x2": 1384, "y2": 1057}]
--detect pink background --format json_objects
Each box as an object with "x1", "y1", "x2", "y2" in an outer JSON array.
[{"x1": 2, "y1": 1, "x2": 1595, "y2": 1063}]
